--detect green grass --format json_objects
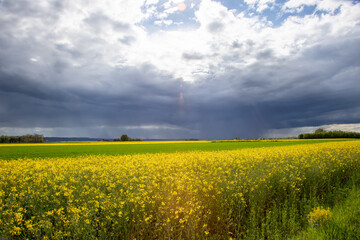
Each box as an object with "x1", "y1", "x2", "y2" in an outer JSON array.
[
  {"x1": 0, "y1": 139, "x2": 352, "y2": 160},
  {"x1": 290, "y1": 186, "x2": 360, "y2": 240}
]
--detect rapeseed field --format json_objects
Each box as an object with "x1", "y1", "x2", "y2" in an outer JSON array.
[
  {"x1": 1, "y1": 141, "x2": 360, "y2": 239},
  {"x1": 0, "y1": 139, "x2": 349, "y2": 160}
]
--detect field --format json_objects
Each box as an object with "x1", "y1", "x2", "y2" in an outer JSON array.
[
  {"x1": 1, "y1": 140, "x2": 360, "y2": 239},
  {"x1": 0, "y1": 139, "x2": 351, "y2": 160}
]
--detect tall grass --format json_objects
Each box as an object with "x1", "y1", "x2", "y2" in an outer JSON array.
[
  {"x1": 0, "y1": 141, "x2": 359, "y2": 239},
  {"x1": 291, "y1": 187, "x2": 360, "y2": 239}
]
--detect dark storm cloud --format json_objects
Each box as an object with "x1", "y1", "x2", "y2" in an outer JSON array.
[
  {"x1": 0, "y1": 1, "x2": 187, "y2": 137},
  {"x1": 0, "y1": 0, "x2": 360, "y2": 139},
  {"x1": 1, "y1": 32, "x2": 360, "y2": 138},
  {"x1": 148, "y1": 33, "x2": 359, "y2": 139},
  {"x1": 0, "y1": 74, "x2": 62, "y2": 102},
  {"x1": 0, "y1": 64, "x2": 184, "y2": 131}
]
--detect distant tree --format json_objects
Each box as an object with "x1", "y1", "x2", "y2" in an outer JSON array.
[
  {"x1": 131, "y1": 138, "x2": 143, "y2": 141},
  {"x1": 34, "y1": 134, "x2": 44, "y2": 143},
  {"x1": 21, "y1": 134, "x2": 31, "y2": 143},
  {"x1": 0, "y1": 134, "x2": 44, "y2": 143},
  {"x1": 298, "y1": 130, "x2": 360, "y2": 139},
  {"x1": 315, "y1": 128, "x2": 326, "y2": 134},
  {"x1": 20, "y1": 134, "x2": 44, "y2": 143},
  {"x1": 113, "y1": 135, "x2": 142, "y2": 141},
  {"x1": 0, "y1": 135, "x2": 10, "y2": 143},
  {"x1": 120, "y1": 134, "x2": 130, "y2": 141},
  {"x1": 9, "y1": 136, "x2": 21, "y2": 143}
]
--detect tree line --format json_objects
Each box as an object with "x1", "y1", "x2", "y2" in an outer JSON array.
[
  {"x1": 298, "y1": 128, "x2": 360, "y2": 139},
  {"x1": 113, "y1": 134, "x2": 142, "y2": 141},
  {"x1": 0, "y1": 134, "x2": 44, "y2": 143}
]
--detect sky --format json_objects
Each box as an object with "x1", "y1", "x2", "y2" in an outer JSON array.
[{"x1": 0, "y1": 0, "x2": 360, "y2": 139}]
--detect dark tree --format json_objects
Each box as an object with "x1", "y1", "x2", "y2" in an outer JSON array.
[
  {"x1": 120, "y1": 134, "x2": 130, "y2": 141},
  {"x1": 0, "y1": 136, "x2": 10, "y2": 143},
  {"x1": 315, "y1": 128, "x2": 326, "y2": 134},
  {"x1": 0, "y1": 134, "x2": 44, "y2": 143},
  {"x1": 298, "y1": 130, "x2": 360, "y2": 139}
]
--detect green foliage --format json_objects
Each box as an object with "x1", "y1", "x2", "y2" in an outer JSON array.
[
  {"x1": 291, "y1": 187, "x2": 360, "y2": 240},
  {"x1": 314, "y1": 128, "x2": 326, "y2": 134},
  {"x1": 113, "y1": 134, "x2": 142, "y2": 142},
  {"x1": 298, "y1": 130, "x2": 360, "y2": 139},
  {"x1": 0, "y1": 134, "x2": 44, "y2": 143},
  {"x1": 0, "y1": 135, "x2": 10, "y2": 143},
  {"x1": 120, "y1": 134, "x2": 130, "y2": 141},
  {"x1": 9, "y1": 136, "x2": 21, "y2": 143}
]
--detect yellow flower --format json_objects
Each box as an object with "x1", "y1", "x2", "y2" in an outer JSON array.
[
  {"x1": 308, "y1": 206, "x2": 333, "y2": 227},
  {"x1": 1, "y1": 140, "x2": 359, "y2": 238}
]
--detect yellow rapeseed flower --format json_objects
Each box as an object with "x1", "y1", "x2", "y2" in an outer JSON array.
[{"x1": 308, "y1": 206, "x2": 333, "y2": 227}]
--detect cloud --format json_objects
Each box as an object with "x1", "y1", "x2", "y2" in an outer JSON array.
[
  {"x1": 182, "y1": 52, "x2": 205, "y2": 60},
  {"x1": 84, "y1": 12, "x2": 131, "y2": 32},
  {"x1": 207, "y1": 21, "x2": 225, "y2": 33},
  {"x1": 244, "y1": 0, "x2": 276, "y2": 12},
  {"x1": 282, "y1": 0, "x2": 317, "y2": 12},
  {"x1": 154, "y1": 19, "x2": 173, "y2": 26},
  {"x1": 265, "y1": 123, "x2": 360, "y2": 138},
  {"x1": 0, "y1": 0, "x2": 360, "y2": 139},
  {"x1": 119, "y1": 36, "x2": 136, "y2": 46},
  {"x1": 0, "y1": 64, "x2": 184, "y2": 129}
]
